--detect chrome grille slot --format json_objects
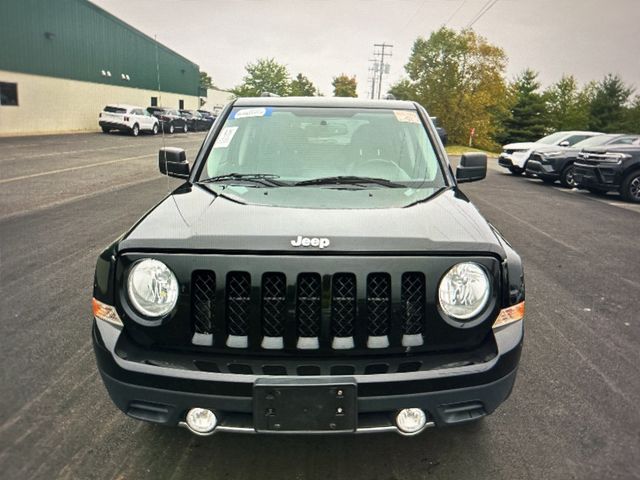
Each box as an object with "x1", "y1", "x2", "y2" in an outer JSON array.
[
  {"x1": 261, "y1": 273, "x2": 286, "y2": 337},
  {"x1": 225, "y1": 272, "x2": 251, "y2": 347},
  {"x1": 366, "y1": 273, "x2": 392, "y2": 338},
  {"x1": 191, "y1": 270, "x2": 215, "y2": 335},
  {"x1": 401, "y1": 272, "x2": 425, "y2": 335},
  {"x1": 295, "y1": 273, "x2": 322, "y2": 348}
]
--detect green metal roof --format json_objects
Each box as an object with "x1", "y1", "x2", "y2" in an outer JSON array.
[{"x1": 0, "y1": 0, "x2": 200, "y2": 96}]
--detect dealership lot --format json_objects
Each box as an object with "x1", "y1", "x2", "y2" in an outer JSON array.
[{"x1": 0, "y1": 133, "x2": 638, "y2": 479}]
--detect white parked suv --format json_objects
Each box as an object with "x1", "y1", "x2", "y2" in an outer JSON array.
[
  {"x1": 99, "y1": 104, "x2": 159, "y2": 136},
  {"x1": 498, "y1": 131, "x2": 601, "y2": 175}
]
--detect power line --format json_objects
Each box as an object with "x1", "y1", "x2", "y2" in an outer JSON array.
[
  {"x1": 445, "y1": 0, "x2": 468, "y2": 25},
  {"x1": 466, "y1": 0, "x2": 499, "y2": 28}
]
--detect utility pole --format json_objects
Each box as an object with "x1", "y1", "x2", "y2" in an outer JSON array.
[
  {"x1": 373, "y1": 43, "x2": 393, "y2": 99},
  {"x1": 367, "y1": 58, "x2": 378, "y2": 99}
]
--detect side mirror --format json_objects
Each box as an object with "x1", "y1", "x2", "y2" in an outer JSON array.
[
  {"x1": 456, "y1": 152, "x2": 487, "y2": 183},
  {"x1": 159, "y1": 147, "x2": 189, "y2": 179},
  {"x1": 559, "y1": 140, "x2": 570, "y2": 147}
]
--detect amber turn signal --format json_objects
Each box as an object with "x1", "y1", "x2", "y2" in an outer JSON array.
[
  {"x1": 92, "y1": 298, "x2": 123, "y2": 327},
  {"x1": 493, "y1": 301, "x2": 525, "y2": 329}
]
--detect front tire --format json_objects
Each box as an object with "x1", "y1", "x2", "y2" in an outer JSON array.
[
  {"x1": 152, "y1": 123, "x2": 159, "y2": 135},
  {"x1": 101, "y1": 127, "x2": 110, "y2": 133},
  {"x1": 168, "y1": 123, "x2": 175, "y2": 134},
  {"x1": 560, "y1": 164, "x2": 577, "y2": 188},
  {"x1": 131, "y1": 124, "x2": 140, "y2": 137},
  {"x1": 509, "y1": 166, "x2": 523, "y2": 176},
  {"x1": 621, "y1": 171, "x2": 640, "y2": 203}
]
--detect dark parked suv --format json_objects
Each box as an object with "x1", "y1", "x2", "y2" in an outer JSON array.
[
  {"x1": 92, "y1": 97, "x2": 525, "y2": 436},
  {"x1": 526, "y1": 134, "x2": 640, "y2": 188},
  {"x1": 147, "y1": 107, "x2": 188, "y2": 134},
  {"x1": 574, "y1": 145, "x2": 640, "y2": 202}
]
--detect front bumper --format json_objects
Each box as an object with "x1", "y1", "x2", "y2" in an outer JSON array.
[
  {"x1": 574, "y1": 162, "x2": 623, "y2": 191},
  {"x1": 93, "y1": 318, "x2": 523, "y2": 434},
  {"x1": 498, "y1": 154, "x2": 514, "y2": 169},
  {"x1": 499, "y1": 152, "x2": 529, "y2": 169},
  {"x1": 525, "y1": 159, "x2": 559, "y2": 179}
]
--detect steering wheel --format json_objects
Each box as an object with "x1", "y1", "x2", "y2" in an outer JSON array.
[{"x1": 349, "y1": 158, "x2": 410, "y2": 181}]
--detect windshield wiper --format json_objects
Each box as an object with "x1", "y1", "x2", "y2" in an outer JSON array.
[
  {"x1": 294, "y1": 176, "x2": 406, "y2": 188},
  {"x1": 198, "y1": 173, "x2": 284, "y2": 187}
]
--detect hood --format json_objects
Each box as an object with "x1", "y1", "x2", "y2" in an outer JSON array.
[
  {"x1": 119, "y1": 184, "x2": 505, "y2": 256},
  {"x1": 503, "y1": 142, "x2": 538, "y2": 151},
  {"x1": 532, "y1": 144, "x2": 577, "y2": 156}
]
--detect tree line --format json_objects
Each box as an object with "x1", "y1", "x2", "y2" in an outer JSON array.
[
  {"x1": 228, "y1": 58, "x2": 357, "y2": 98},
  {"x1": 390, "y1": 27, "x2": 640, "y2": 150},
  {"x1": 211, "y1": 28, "x2": 639, "y2": 150}
]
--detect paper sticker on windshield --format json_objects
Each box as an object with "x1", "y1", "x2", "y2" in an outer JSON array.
[
  {"x1": 231, "y1": 107, "x2": 272, "y2": 119},
  {"x1": 394, "y1": 110, "x2": 420, "y2": 124},
  {"x1": 213, "y1": 126, "x2": 238, "y2": 149}
]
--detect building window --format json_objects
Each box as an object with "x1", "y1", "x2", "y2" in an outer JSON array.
[
  {"x1": 151, "y1": 96, "x2": 158, "y2": 107},
  {"x1": 0, "y1": 82, "x2": 18, "y2": 106},
  {"x1": 179, "y1": 99, "x2": 184, "y2": 110}
]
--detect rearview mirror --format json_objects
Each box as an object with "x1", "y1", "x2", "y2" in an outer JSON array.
[
  {"x1": 559, "y1": 140, "x2": 570, "y2": 147},
  {"x1": 456, "y1": 152, "x2": 487, "y2": 183},
  {"x1": 159, "y1": 147, "x2": 190, "y2": 179}
]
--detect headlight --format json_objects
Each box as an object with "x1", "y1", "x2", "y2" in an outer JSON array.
[
  {"x1": 127, "y1": 259, "x2": 179, "y2": 317},
  {"x1": 438, "y1": 262, "x2": 490, "y2": 320}
]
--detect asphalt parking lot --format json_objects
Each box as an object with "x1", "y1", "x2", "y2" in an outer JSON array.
[{"x1": 1, "y1": 132, "x2": 639, "y2": 480}]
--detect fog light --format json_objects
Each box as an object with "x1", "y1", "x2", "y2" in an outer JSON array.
[
  {"x1": 396, "y1": 408, "x2": 427, "y2": 435},
  {"x1": 185, "y1": 408, "x2": 217, "y2": 434}
]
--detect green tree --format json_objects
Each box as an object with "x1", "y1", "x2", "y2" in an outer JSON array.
[
  {"x1": 231, "y1": 58, "x2": 291, "y2": 97},
  {"x1": 588, "y1": 74, "x2": 634, "y2": 132},
  {"x1": 388, "y1": 79, "x2": 417, "y2": 101},
  {"x1": 199, "y1": 71, "x2": 215, "y2": 91},
  {"x1": 621, "y1": 95, "x2": 640, "y2": 134},
  {"x1": 289, "y1": 73, "x2": 319, "y2": 96},
  {"x1": 332, "y1": 74, "x2": 357, "y2": 97},
  {"x1": 501, "y1": 69, "x2": 549, "y2": 143},
  {"x1": 390, "y1": 27, "x2": 509, "y2": 150},
  {"x1": 544, "y1": 75, "x2": 591, "y2": 131}
]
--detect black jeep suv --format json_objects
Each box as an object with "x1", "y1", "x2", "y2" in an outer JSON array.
[
  {"x1": 92, "y1": 97, "x2": 525, "y2": 436},
  {"x1": 574, "y1": 145, "x2": 640, "y2": 202},
  {"x1": 526, "y1": 134, "x2": 640, "y2": 188}
]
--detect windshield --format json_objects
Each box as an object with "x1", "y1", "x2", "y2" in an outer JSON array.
[
  {"x1": 537, "y1": 132, "x2": 568, "y2": 145},
  {"x1": 104, "y1": 106, "x2": 126, "y2": 114},
  {"x1": 200, "y1": 107, "x2": 445, "y2": 188},
  {"x1": 572, "y1": 135, "x2": 616, "y2": 148}
]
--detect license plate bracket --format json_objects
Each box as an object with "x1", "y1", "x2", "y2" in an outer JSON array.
[{"x1": 253, "y1": 377, "x2": 357, "y2": 433}]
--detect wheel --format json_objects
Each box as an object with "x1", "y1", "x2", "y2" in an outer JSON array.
[
  {"x1": 152, "y1": 123, "x2": 159, "y2": 135},
  {"x1": 509, "y1": 166, "x2": 523, "y2": 176},
  {"x1": 560, "y1": 164, "x2": 578, "y2": 188},
  {"x1": 621, "y1": 171, "x2": 640, "y2": 203},
  {"x1": 101, "y1": 127, "x2": 110, "y2": 133},
  {"x1": 131, "y1": 123, "x2": 139, "y2": 137},
  {"x1": 168, "y1": 123, "x2": 175, "y2": 134},
  {"x1": 183, "y1": 123, "x2": 188, "y2": 133}
]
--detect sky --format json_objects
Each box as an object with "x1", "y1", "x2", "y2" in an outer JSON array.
[{"x1": 93, "y1": 0, "x2": 640, "y2": 98}]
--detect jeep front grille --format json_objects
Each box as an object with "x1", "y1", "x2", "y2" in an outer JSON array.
[{"x1": 190, "y1": 270, "x2": 428, "y2": 353}]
